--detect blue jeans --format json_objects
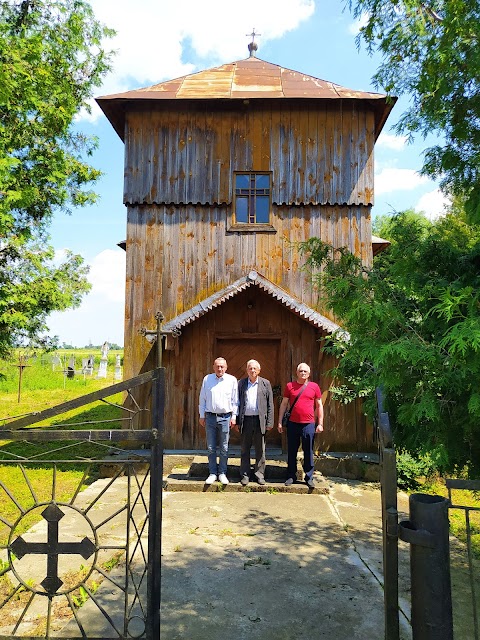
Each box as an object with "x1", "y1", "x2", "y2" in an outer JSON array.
[
  {"x1": 205, "y1": 412, "x2": 230, "y2": 475},
  {"x1": 286, "y1": 421, "x2": 315, "y2": 481}
]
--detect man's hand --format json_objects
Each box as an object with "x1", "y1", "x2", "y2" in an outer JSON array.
[
  {"x1": 199, "y1": 418, "x2": 205, "y2": 427},
  {"x1": 315, "y1": 424, "x2": 323, "y2": 433},
  {"x1": 277, "y1": 423, "x2": 283, "y2": 434}
]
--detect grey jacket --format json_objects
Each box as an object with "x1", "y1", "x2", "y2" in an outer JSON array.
[{"x1": 237, "y1": 376, "x2": 274, "y2": 434}]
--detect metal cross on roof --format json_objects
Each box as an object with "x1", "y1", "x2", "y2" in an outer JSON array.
[{"x1": 246, "y1": 28, "x2": 261, "y2": 57}]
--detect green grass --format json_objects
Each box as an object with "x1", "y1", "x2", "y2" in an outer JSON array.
[
  {"x1": 0, "y1": 349, "x2": 127, "y2": 547},
  {"x1": 418, "y1": 476, "x2": 480, "y2": 558}
]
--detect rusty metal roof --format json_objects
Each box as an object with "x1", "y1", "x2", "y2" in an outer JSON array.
[
  {"x1": 372, "y1": 234, "x2": 391, "y2": 256},
  {"x1": 162, "y1": 271, "x2": 340, "y2": 334},
  {"x1": 97, "y1": 56, "x2": 396, "y2": 140}
]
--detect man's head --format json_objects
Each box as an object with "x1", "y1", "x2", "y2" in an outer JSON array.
[
  {"x1": 246, "y1": 359, "x2": 261, "y2": 383},
  {"x1": 213, "y1": 357, "x2": 228, "y2": 377},
  {"x1": 296, "y1": 362, "x2": 310, "y2": 383}
]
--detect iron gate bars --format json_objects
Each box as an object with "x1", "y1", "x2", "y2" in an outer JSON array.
[
  {"x1": 0, "y1": 367, "x2": 165, "y2": 640},
  {"x1": 376, "y1": 388, "x2": 400, "y2": 640},
  {"x1": 446, "y1": 478, "x2": 480, "y2": 640}
]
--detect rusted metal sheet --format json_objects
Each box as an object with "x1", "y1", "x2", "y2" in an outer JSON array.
[
  {"x1": 372, "y1": 234, "x2": 391, "y2": 256},
  {"x1": 123, "y1": 103, "x2": 377, "y2": 207},
  {"x1": 96, "y1": 56, "x2": 396, "y2": 141}
]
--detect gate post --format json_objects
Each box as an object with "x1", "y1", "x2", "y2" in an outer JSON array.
[
  {"x1": 399, "y1": 494, "x2": 453, "y2": 640},
  {"x1": 147, "y1": 367, "x2": 165, "y2": 639}
]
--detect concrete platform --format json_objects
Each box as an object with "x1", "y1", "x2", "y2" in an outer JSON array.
[{"x1": 1, "y1": 454, "x2": 412, "y2": 640}]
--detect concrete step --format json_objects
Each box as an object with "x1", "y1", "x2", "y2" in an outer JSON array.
[
  {"x1": 164, "y1": 467, "x2": 329, "y2": 494},
  {"x1": 100, "y1": 450, "x2": 380, "y2": 483},
  {"x1": 188, "y1": 455, "x2": 289, "y2": 479}
]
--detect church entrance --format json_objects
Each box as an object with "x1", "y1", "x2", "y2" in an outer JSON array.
[{"x1": 215, "y1": 335, "x2": 284, "y2": 448}]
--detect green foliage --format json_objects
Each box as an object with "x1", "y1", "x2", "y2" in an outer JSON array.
[
  {"x1": 0, "y1": 1, "x2": 114, "y2": 357},
  {"x1": 346, "y1": 0, "x2": 480, "y2": 221},
  {"x1": 300, "y1": 210, "x2": 480, "y2": 474},
  {"x1": 396, "y1": 450, "x2": 437, "y2": 490}
]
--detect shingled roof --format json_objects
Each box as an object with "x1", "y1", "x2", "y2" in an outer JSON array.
[
  {"x1": 161, "y1": 271, "x2": 341, "y2": 335},
  {"x1": 97, "y1": 56, "x2": 396, "y2": 141}
]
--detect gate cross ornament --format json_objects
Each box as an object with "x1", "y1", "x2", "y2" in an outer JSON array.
[{"x1": 10, "y1": 503, "x2": 96, "y2": 594}]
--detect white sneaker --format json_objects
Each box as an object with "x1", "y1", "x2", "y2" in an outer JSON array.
[
  {"x1": 205, "y1": 474, "x2": 217, "y2": 485},
  {"x1": 218, "y1": 473, "x2": 229, "y2": 485}
]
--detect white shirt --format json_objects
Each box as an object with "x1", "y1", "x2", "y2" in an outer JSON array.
[
  {"x1": 244, "y1": 379, "x2": 259, "y2": 416},
  {"x1": 199, "y1": 373, "x2": 238, "y2": 418}
]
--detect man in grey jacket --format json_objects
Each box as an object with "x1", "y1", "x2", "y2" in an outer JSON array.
[{"x1": 237, "y1": 360, "x2": 274, "y2": 486}]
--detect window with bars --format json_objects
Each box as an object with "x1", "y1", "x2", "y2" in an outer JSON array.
[{"x1": 234, "y1": 172, "x2": 271, "y2": 224}]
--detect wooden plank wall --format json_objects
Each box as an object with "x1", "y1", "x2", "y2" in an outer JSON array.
[
  {"x1": 124, "y1": 202, "x2": 372, "y2": 317},
  {"x1": 137, "y1": 287, "x2": 372, "y2": 452},
  {"x1": 123, "y1": 101, "x2": 375, "y2": 207}
]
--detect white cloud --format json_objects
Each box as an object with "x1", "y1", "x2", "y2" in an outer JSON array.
[
  {"x1": 348, "y1": 12, "x2": 369, "y2": 35},
  {"x1": 88, "y1": 249, "x2": 126, "y2": 302},
  {"x1": 415, "y1": 189, "x2": 450, "y2": 220},
  {"x1": 47, "y1": 249, "x2": 126, "y2": 346},
  {"x1": 83, "y1": 0, "x2": 315, "y2": 120},
  {"x1": 375, "y1": 168, "x2": 429, "y2": 195},
  {"x1": 376, "y1": 132, "x2": 408, "y2": 151}
]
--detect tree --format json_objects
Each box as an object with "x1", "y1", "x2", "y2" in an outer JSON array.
[
  {"x1": 0, "y1": 0, "x2": 114, "y2": 357},
  {"x1": 300, "y1": 211, "x2": 480, "y2": 473},
  {"x1": 346, "y1": 0, "x2": 480, "y2": 222}
]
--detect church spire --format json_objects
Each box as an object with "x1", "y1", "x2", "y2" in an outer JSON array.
[{"x1": 246, "y1": 28, "x2": 261, "y2": 57}]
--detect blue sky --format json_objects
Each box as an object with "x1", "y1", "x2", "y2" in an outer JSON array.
[{"x1": 47, "y1": 0, "x2": 448, "y2": 347}]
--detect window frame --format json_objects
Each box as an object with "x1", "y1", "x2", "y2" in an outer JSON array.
[{"x1": 228, "y1": 171, "x2": 276, "y2": 233}]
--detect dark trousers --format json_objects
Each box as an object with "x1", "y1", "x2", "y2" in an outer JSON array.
[
  {"x1": 240, "y1": 415, "x2": 266, "y2": 480},
  {"x1": 286, "y1": 421, "x2": 315, "y2": 481}
]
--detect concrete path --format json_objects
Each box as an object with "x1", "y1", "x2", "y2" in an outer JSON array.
[
  {"x1": 1, "y1": 460, "x2": 413, "y2": 640},
  {"x1": 160, "y1": 480, "x2": 412, "y2": 640}
]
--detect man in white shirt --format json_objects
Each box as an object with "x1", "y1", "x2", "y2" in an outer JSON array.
[{"x1": 199, "y1": 357, "x2": 238, "y2": 485}]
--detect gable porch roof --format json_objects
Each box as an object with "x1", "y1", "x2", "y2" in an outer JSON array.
[{"x1": 162, "y1": 271, "x2": 340, "y2": 335}]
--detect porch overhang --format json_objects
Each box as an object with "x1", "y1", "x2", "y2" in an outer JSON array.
[{"x1": 162, "y1": 271, "x2": 340, "y2": 335}]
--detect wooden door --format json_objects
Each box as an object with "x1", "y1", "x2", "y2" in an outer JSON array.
[{"x1": 215, "y1": 336, "x2": 283, "y2": 447}]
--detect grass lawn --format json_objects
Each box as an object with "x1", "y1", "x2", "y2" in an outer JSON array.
[
  {"x1": 0, "y1": 349, "x2": 127, "y2": 547},
  {"x1": 418, "y1": 476, "x2": 480, "y2": 558}
]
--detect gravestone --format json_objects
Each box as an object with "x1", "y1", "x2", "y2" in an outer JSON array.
[
  {"x1": 114, "y1": 354, "x2": 122, "y2": 380},
  {"x1": 96, "y1": 342, "x2": 110, "y2": 379},
  {"x1": 67, "y1": 355, "x2": 76, "y2": 378},
  {"x1": 87, "y1": 355, "x2": 94, "y2": 375},
  {"x1": 52, "y1": 354, "x2": 61, "y2": 371}
]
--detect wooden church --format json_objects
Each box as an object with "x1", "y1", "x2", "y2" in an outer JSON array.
[{"x1": 96, "y1": 41, "x2": 395, "y2": 453}]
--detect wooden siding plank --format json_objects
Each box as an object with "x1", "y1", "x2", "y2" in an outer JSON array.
[
  {"x1": 333, "y1": 102, "x2": 342, "y2": 204},
  {"x1": 306, "y1": 106, "x2": 319, "y2": 203},
  {"x1": 124, "y1": 103, "x2": 375, "y2": 206}
]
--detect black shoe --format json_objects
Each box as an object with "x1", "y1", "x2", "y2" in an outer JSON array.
[
  {"x1": 284, "y1": 478, "x2": 294, "y2": 486},
  {"x1": 240, "y1": 475, "x2": 249, "y2": 486},
  {"x1": 257, "y1": 477, "x2": 266, "y2": 485},
  {"x1": 306, "y1": 478, "x2": 315, "y2": 489}
]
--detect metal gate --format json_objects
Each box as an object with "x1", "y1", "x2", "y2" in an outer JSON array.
[
  {"x1": 0, "y1": 368, "x2": 164, "y2": 640},
  {"x1": 376, "y1": 389, "x2": 480, "y2": 640},
  {"x1": 375, "y1": 388, "x2": 400, "y2": 640}
]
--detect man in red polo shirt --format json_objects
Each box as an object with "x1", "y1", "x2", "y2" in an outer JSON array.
[{"x1": 278, "y1": 362, "x2": 324, "y2": 488}]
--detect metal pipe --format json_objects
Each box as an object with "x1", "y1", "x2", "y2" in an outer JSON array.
[{"x1": 399, "y1": 493, "x2": 453, "y2": 640}]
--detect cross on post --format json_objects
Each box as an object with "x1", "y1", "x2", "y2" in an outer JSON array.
[
  {"x1": 10, "y1": 503, "x2": 96, "y2": 595},
  {"x1": 140, "y1": 311, "x2": 181, "y2": 368},
  {"x1": 246, "y1": 28, "x2": 261, "y2": 57}
]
